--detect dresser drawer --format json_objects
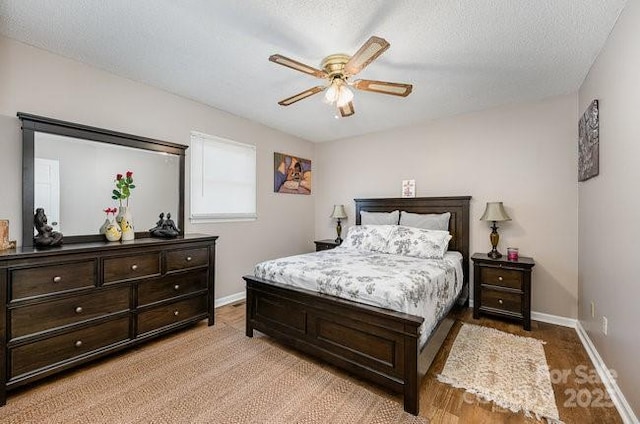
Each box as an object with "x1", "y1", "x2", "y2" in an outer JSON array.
[
  {"x1": 138, "y1": 271, "x2": 208, "y2": 306},
  {"x1": 166, "y1": 247, "x2": 209, "y2": 272},
  {"x1": 137, "y1": 295, "x2": 207, "y2": 335},
  {"x1": 103, "y1": 253, "x2": 161, "y2": 283},
  {"x1": 480, "y1": 288, "x2": 522, "y2": 315},
  {"x1": 480, "y1": 267, "x2": 522, "y2": 290},
  {"x1": 10, "y1": 286, "x2": 130, "y2": 339},
  {"x1": 10, "y1": 261, "x2": 96, "y2": 301},
  {"x1": 10, "y1": 317, "x2": 130, "y2": 378}
]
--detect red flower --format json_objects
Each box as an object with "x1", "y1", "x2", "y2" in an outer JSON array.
[
  {"x1": 126, "y1": 171, "x2": 133, "y2": 178},
  {"x1": 116, "y1": 174, "x2": 123, "y2": 180},
  {"x1": 112, "y1": 207, "x2": 117, "y2": 214}
]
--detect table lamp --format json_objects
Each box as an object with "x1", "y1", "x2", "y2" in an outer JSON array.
[
  {"x1": 480, "y1": 202, "x2": 511, "y2": 259},
  {"x1": 330, "y1": 205, "x2": 347, "y2": 243}
]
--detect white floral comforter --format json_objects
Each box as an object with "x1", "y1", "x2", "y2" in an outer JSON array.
[{"x1": 253, "y1": 246, "x2": 464, "y2": 345}]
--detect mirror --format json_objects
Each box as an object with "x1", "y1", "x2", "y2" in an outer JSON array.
[{"x1": 20, "y1": 113, "x2": 187, "y2": 247}]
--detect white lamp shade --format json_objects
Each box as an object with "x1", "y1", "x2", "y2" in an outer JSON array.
[
  {"x1": 324, "y1": 81, "x2": 340, "y2": 103},
  {"x1": 480, "y1": 202, "x2": 511, "y2": 222},
  {"x1": 330, "y1": 204, "x2": 347, "y2": 219},
  {"x1": 336, "y1": 85, "x2": 354, "y2": 107}
]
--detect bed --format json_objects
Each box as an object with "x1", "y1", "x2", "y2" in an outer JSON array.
[{"x1": 243, "y1": 196, "x2": 470, "y2": 414}]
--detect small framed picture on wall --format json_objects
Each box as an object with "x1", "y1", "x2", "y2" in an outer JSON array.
[{"x1": 402, "y1": 179, "x2": 416, "y2": 198}]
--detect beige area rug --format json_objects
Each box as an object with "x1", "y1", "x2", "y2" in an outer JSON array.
[
  {"x1": 437, "y1": 323, "x2": 562, "y2": 423},
  {"x1": 1, "y1": 322, "x2": 427, "y2": 424}
]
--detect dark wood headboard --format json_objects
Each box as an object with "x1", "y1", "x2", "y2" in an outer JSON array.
[{"x1": 354, "y1": 196, "x2": 471, "y2": 284}]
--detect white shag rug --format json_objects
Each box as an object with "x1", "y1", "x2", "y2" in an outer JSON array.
[{"x1": 437, "y1": 323, "x2": 562, "y2": 423}]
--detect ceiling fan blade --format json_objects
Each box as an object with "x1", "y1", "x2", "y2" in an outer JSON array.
[
  {"x1": 278, "y1": 86, "x2": 326, "y2": 106},
  {"x1": 269, "y1": 54, "x2": 327, "y2": 79},
  {"x1": 344, "y1": 36, "x2": 390, "y2": 76},
  {"x1": 353, "y1": 79, "x2": 413, "y2": 97},
  {"x1": 338, "y1": 101, "x2": 355, "y2": 117}
]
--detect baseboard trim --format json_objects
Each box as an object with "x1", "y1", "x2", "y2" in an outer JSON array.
[
  {"x1": 575, "y1": 321, "x2": 638, "y2": 424},
  {"x1": 214, "y1": 291, "x2": 246, "y2": 308},
  {"x1": 531, "y1": 311, "x2": 577, "y2": 328},
  {"x1": 467, "y1": 301, "x2": 577, "y2": 328}
]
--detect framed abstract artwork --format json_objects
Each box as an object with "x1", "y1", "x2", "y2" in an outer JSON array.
[
  {"x1": 274, "y1": 152, "x2": 312, "y2": 195},
  {"x1": 578, "y1": 99, "x2": 599, "y2": 182}
]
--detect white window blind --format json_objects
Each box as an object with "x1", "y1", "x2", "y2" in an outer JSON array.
[{"x1": 190, "y1": 131, "x2": 256, "y2": 221}]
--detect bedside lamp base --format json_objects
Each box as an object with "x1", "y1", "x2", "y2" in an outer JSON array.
[
  {"x1": 487, "y1": 249, "x2": 502, "y2": 259},
  {"x1": 487, "y1": 221, "x2": 502, "y2": 259}
]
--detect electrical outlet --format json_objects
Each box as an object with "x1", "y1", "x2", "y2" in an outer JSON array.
[
  {"x1": 591, "y1": 301, "x2": 595, "y2": 318},
  {"x1": 602, "y1": 316, "x2": 608, "y2": 335}
]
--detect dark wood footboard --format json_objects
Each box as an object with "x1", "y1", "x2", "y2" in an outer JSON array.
[{"x1": 245, "y1": 275, "x2": 438, "y2": 415}]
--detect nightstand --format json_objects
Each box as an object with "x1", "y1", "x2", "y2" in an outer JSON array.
[
  {"x1": 471, "y1": 253, "x2": 535, "y2": 330},
  {"x1": 314, "y1": 239, "x2": 341, "y2": 251}
]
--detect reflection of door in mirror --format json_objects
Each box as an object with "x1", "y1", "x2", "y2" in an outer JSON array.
[{"x1": 34, "y1": 158, "x2": 60, "y2": 235}]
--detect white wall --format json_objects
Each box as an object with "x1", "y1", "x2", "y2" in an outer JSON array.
[
  {"x1": 0, "y1": 36, "x2": 315, "y2": 299},
  {"x1": 578, "y1": 0, "x2": 640, "y2": 416},
  {"x1": 315, "y1": 94, "x2": 578, "y2": 318}
]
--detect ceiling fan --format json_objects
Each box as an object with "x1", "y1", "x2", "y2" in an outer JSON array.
[{"x1": 269, "y1": 36, "x2": 413, "y2": 118}]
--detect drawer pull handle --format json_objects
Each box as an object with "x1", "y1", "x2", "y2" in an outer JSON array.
[
  {"x1": 174, "y1": 310, "x2": 179, "y2": 316},
  {"x1": 75, "y1": 340, "x2": 83, "y2": 348},
  {"x1": 53, "y1": 276, "x2": 62, "y2": 283},
  {"x1": 498, "y1": 276, "x2": 503, "y2": 281},
  {"x1": 174, "y1": 284, "x2": 180, "y2": 290},
  {"x1": 498, "y1": 299, "x2": 504, "y2": 305},
  {"x1": 131, "y1": 264, "x2": 138, "y2": 271},
  {"x1": 75, "y1": 306, "x2": 83, "y2": 314},
  {"x1": 186, "y1": 256, "x2": 192, "y2": 262}
]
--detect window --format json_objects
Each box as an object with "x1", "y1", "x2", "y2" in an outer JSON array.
[{"x1": 190, "y1": 131, "x2": 256, "y2": 222}]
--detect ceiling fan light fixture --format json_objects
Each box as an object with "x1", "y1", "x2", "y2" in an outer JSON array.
[
  {"x1": 270, "y1": 35, "x2": 412, "y2": 117},
  {"x1": 336, "y1": 84, "x2": 354, "y2": 107},
  {"x1": 324, "y1": 79, "x2": 341, "y2": 103}
]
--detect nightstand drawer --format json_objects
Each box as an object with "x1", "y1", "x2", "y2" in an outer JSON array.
[
  {"x1": 480, "y1": 267, "x2": 522, "y2": 290},
  {"x1": 481, "y1": 289, "x2": 522, "y2": 315}
]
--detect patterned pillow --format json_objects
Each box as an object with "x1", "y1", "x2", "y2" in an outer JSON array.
[
  {"x1": 340, "y1": 225, "x2": 395, "y2": 252},
  {"x1": 383, "y1": 226, "x2": 452, "y2": 259}
]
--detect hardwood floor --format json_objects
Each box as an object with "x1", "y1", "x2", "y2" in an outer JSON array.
[{"x1": 217, "y1": 302, "x2": 623, "y2": 424}]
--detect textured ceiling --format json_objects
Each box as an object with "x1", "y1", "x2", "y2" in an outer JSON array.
[{"x1": 0, "y1": 1, "x2": 627, "y2": 142}]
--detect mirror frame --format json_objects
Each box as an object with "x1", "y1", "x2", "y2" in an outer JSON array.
[{"x1": 18, "y1": 113, "x2": 188, "y2": 247}]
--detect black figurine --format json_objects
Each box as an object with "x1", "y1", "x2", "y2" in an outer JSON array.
[
  {"x1": 34, "y1": 208, "x2": 63, "y2": 247},
  {"x1": 149, "y1": 212, "x2": 180, "y2": 238}
]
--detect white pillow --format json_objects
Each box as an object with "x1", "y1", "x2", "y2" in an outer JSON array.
[
  {"x1": 360, "y1": 210, "x2": 400, "y2": 225},
  {"x1": 340, "y1": 225, "x2": 395, "y2": 252},
  {"x1": 383, "y1": 226, "x2": 451, "y2": 259},
  {"x1": 399, "y1": 211, "x2": 450, "y2": 231}
]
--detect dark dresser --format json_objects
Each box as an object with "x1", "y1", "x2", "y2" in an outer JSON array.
[
  {"x1": 471, "y1": 252, "x2": 535, "y2": 330},
  {"x1": 0, "y1": 234, "x2": 217, "y2": 405}
]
